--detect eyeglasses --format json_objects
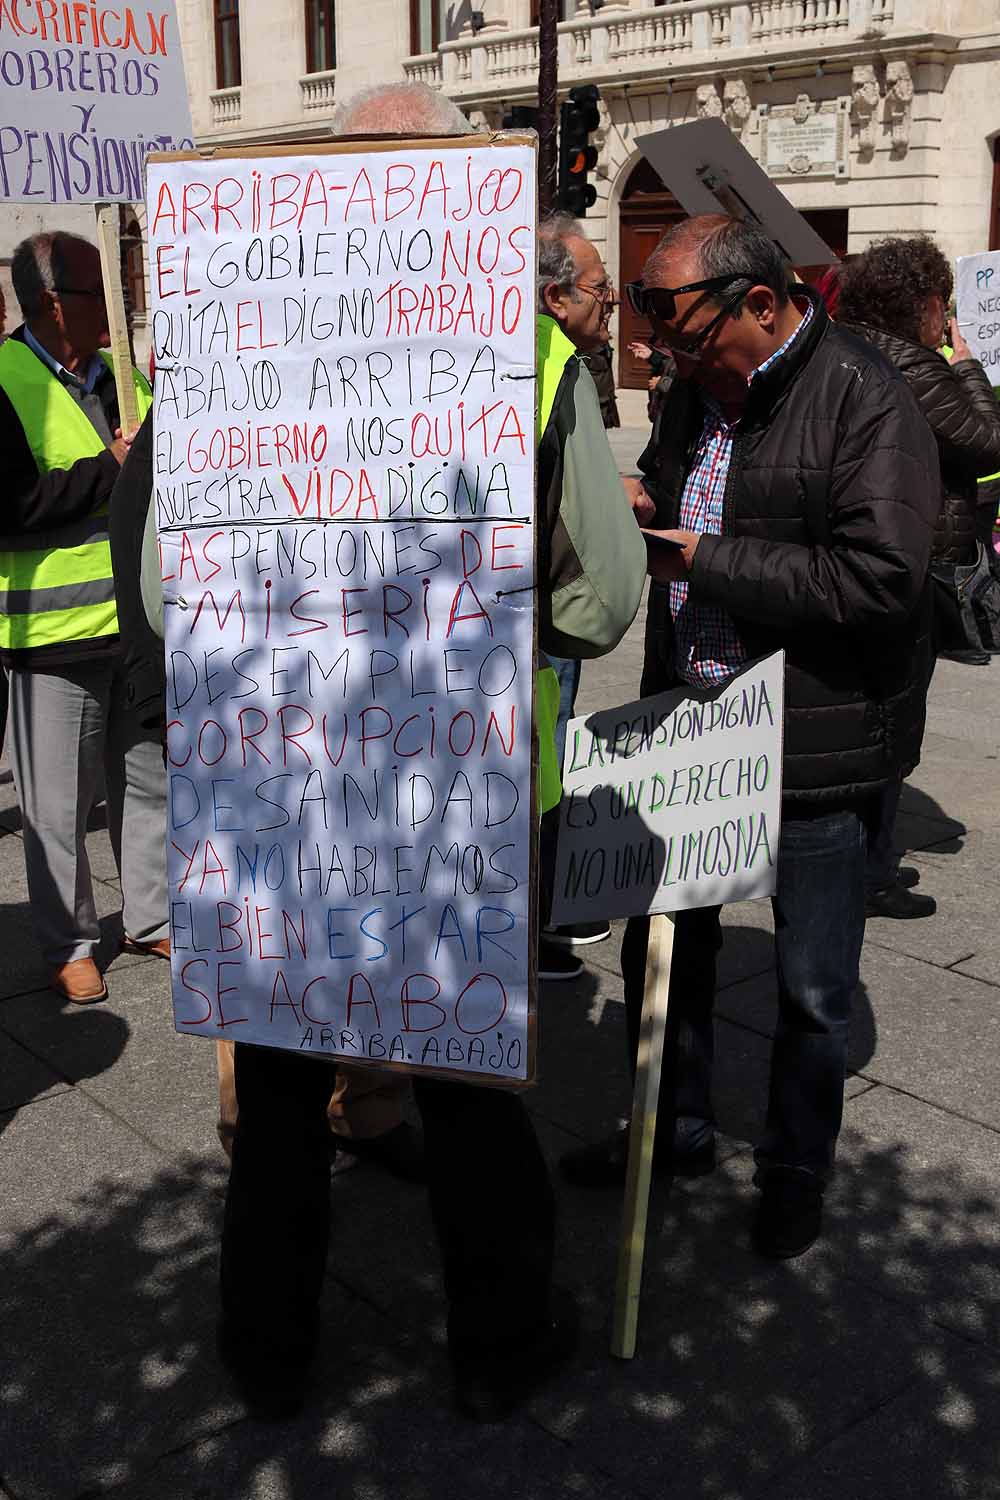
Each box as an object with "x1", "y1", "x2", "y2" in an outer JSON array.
[
  {"x1": 625, "y1": 274, "x2": 746, "y2": 323},
  {"x1": 575, "y1": 279, "x2": 615, "y2": 305}
]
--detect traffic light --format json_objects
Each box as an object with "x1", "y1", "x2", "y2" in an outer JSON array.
[
  {"x1": 558, "y1": 84, "x2": 600, "y2": 216},
  {"x1": 502, "y1": 105, "x2": 539, "y2": 130}
]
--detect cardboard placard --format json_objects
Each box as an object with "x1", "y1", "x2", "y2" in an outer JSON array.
[
  {"x1": 638, "y1": 119, "x2": 837, "y2": 269},
  {"x1": 0, "y1": 0, "x2": 193, "y2": 204},
  {"x1": 551, "y1": 653, "x2": 784, "y2": 924},
  {"x1": 146, "y1": 137, "x2": 539, "y2": 1084},
  {"x1": 956, "y1": 251, "x2": 1000, "y2": 378}
]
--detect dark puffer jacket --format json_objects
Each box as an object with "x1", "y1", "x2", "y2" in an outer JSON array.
[
  {"x1": 840, "y1": 323, "x2": 1000, "y2": 566},
  {"x1": 638, "y1": 291, "x2": 940, "y2": 806}
]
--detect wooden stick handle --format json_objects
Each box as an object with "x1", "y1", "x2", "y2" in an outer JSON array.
[
  {"x1": 94, "y1": 203, "x2": 140, "y2": 438},
  {"x1": 611, "y1": 911, "x2": 675, "y2": 1360}
]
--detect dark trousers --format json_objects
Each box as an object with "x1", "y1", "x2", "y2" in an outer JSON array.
[
  {"x1": 621, "y1": 808, "x2": 867, "y2": 1182},
  {"x1": 221, "y1": 1043, "x2": 555, "y2": 1360},
  {"x1": 538, "y1": 654, "x2": 581, "y2": 925},
  {"x1": 865, "y1": 774, "x2": 903, "y2": 893}
]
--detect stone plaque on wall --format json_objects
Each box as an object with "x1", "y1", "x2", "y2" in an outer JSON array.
[{"x1": 758, "y1": 96, "x2": 850, "y2": 180}]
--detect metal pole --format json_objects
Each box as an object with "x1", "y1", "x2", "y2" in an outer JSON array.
[{"x1": 537, "y1": 0, "x2": 558, "y2": 217}]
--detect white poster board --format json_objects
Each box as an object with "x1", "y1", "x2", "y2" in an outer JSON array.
[
  {"x1": 0, "y1": 0, "x2": 193, "y2": 203},
  {"x1": 956, "y1": 251, "x2": 1000, "y2": 378},
  {"x1": 146, "y1": 139, "x2": 538, "y2": 1083},
  {"x1": 551, "y1": 653, "x2": 784, "y2": 924}
]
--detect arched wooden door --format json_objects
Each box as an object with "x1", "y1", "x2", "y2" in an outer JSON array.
[{"x1": 618, "y1": 157, "x2": 684, "y2": 389}]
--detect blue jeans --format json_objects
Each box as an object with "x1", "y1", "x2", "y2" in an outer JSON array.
[{"x1": 622, "y1": 808, "x2": 868, "y2": 1182}]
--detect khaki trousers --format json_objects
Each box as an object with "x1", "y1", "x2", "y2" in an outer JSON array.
[{"x1": 215, "y1": 1040, "x2": 409, "y2": 1157}]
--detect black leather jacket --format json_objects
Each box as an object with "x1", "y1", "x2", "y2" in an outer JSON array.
[
  {"x1": 638, "y1": 291, "x2": 940, "y2": 806},
  {"x1": 840, "y1": 322, "x2": 1000, "y2": 567}
]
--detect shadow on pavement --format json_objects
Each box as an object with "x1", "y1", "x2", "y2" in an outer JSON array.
[{"x1": 0, "y1": 945, "x2": 995, "y2": 1499}]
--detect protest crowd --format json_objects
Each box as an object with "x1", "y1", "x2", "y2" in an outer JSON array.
[{"x1": 3, "y1": 62, "x2": 1000, "y2": 1450}]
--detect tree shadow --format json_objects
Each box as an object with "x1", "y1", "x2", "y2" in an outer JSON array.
[{"x1": 0, "y1": 968, "x2": 997, "y2": 1499}]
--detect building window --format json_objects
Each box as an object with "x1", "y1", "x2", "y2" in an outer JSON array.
[
  {"x1": 530, "y1": 0, "x2": 571, "y2": 21},
  {"x1": 305, "y1": 0, "x2": 336, "y2": 73},
  {"x1": 410, "y1": 0, "x2": 440, "y2": 54},
  {"x1": 120, "y1": 213, "x2": 146, "y2": 325},
  {"x1": 214, "y1": 0, "x2": 241, "y2": 89}
]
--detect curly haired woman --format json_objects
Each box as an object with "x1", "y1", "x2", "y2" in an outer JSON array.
[{"x1": 838, "y1": 236, "x2": 1000, "y2": 916}]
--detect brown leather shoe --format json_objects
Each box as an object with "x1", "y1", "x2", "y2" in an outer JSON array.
[
  {"x1": 121, "y1": 936, "x2": 171, "y2": 960},
  {"x1": 49, "y1": 958, "x2": 108, "y2": 1005}
]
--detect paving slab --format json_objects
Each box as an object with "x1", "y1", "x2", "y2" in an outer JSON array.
[
  {"x1": 828, "y1": 1085, "x2": 1000, "y2": 1350},
  {"x1": 0, "y1": 1030, "x2": 69, "y2": 1111},
  {"x1": 534, "y1": 1153, "x2": 960, "y2": 1500},
  {"x1": 110, "y1": 1352, "x2": 617, "y2": 1500},
  {"x1": 764, "y1": 1344, "x2": 1000, "y2": 1500},
  {"x1": 0, "y1": 962, "x2": 221, "y2": 1158},
  {"x1": 0, "y1": 831, "x2": 125, "y2": 1002},
  {"x1": 716, "y1": 945, "x2": 999, "y2": 1128}
]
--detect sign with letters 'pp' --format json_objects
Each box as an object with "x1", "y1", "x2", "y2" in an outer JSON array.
[
  {"x1": 147, "y1": 140, "x2": 538, "y2": 1083},
  {"x1": 956, "y1": 251, "x2": 1000, "y2": 379},
  {"x1": 0, "y1": 0, "x2": 193, "y2": 203},
  {"x1": 551, "y1": 654, "x2": 784, "y2": 924}
]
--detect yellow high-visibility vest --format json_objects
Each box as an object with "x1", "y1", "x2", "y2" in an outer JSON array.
[
  {"x1": 0, "y1": 341, "x2": 152, "y2": 651},
  {"x1": 534, "y1": 315, "x2": 579, "y2": 814}
]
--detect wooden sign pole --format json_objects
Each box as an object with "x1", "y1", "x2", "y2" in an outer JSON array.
[
  {"x1": 611, "y1": 910, "x2": 675, "y2": 1360},
  {"x1": 94, "y1": 202, "x2": 140, "y2": 437}
]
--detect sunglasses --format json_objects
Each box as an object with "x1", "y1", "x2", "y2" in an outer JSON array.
[{"x1": 624, "y1": 274, "x2": 747, "y2": 323}]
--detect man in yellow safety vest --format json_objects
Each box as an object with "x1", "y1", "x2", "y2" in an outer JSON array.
[{"x1": 0, "y1": 231, "x2": 167, "y2": 1004}]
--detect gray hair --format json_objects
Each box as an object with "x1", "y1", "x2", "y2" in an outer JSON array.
[
  {"x1": 332, "y1": 82, "x2": 474, "y2": 138},
  {"x1": 645, "y1": 214, "x2": 790, "y2": 309},
  {"x1": 537, "y1": 212, "x2": 586, "y2": 313},
  {"x1": 11, "y1": 231, "x2": 96, "y2": 318}
]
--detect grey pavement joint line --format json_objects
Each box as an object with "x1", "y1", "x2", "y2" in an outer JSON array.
[
  {"x1": 861, "y1": 932, "x2": 983, "y2": 975},
  {"x1": 744, "y1": 1371, "x2": 930, "y2": 1500},
  {"x1": 849, "y1": 1073, "x2": 1000, "y2": 1140}
]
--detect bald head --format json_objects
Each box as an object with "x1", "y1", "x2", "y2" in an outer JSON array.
[
  {"x1": 644, "y1": 214, "x2": 790, "y2": 308},
  {"x1": 331, "y1": 82, "x2": 474, "y2": 138}
]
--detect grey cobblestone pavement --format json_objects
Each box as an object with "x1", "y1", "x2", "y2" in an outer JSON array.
[{"x1": 1, "y1": 429, "x2": 998, "y2": 1499}]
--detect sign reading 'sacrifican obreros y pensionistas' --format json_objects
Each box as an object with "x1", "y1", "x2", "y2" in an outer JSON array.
[
  {"x1": 146, "y1": 140, "x2": 538, "y2": 1083},
  {"x1": 551, "y1": 653, "x2": 785, "y2": 924},
  {"x1": 0, "y1": 0, "x2": 193, "y2": 203}
]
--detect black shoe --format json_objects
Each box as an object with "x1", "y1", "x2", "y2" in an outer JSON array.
[
  {"x1": 559, "y1": 1125, "x2": 716, "y2": 1189},
  {"x1": 217, "y1": 1323, "x2": 313, "y2": 1421},
  {"x1": 543, "y1": 920, "x2": 612, "y2": 947},
  {"x1": 896, "y1": 865, "x2": 920, "y2": 890},
  {"x1": 939, "y1": 648, "x2": 990, "y2": 666},
  {"x1": 538, "y1": 938, "x2": 583, "y2": 982},
  {"x1": 866, "y1": 883, "x2": 937, "y2": 920},
  {"x1": 336, "y1": 1121, "x2": 425, "y2": 1183},
  {"x1": 451, "y1": 1293, "x2": 579, "y2": 1422},
  {"x1": 751, "y1": 1173, "x2": 823, "y2": 1260}
]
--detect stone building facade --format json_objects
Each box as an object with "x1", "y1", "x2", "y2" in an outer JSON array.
[{"x1": 1, "y1": 0, "x2": 998, "y2": 379}]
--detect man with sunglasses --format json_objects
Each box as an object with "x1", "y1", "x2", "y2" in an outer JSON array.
[
  {"x1": 563, "y1": 214, "x2": 939, "y2": 1259},
  {"x1": 0, "y1": 231, "x2": 167, "y2": 1004}
]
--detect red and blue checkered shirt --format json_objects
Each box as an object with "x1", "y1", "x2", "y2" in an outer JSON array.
[{"x1": 669, "y1": 301, "x2": 814, "y2": 689}]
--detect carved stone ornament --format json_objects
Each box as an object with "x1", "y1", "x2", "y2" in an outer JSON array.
[
  {"x1": 792, "y1": 93, "x2": 813, "y2": 125},
  {"x1": 696, "y1": 82, "x2": 723, "y2": 120},
  {"x1": 851, "y1": 63, "x2": 880, "y2": 158},
  {"x1": 886, "y1": 59, "x2": 913, "y2": 156},
  {"x1": 723, "y1": 79, "x2": 752, "y2": 138}
]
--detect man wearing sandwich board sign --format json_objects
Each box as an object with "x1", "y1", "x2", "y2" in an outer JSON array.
[{"x1": 143, "y1": 81, "x2": 647, "y2": 1419}]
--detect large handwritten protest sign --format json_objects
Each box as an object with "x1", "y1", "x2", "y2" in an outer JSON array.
[
  {"x1": 956, "y1": 251, "x2": 1000, "y2": 377},
  {"x1": 0, "y1": 0, "x2": 193, "y2": 203},
  {"x1": 147, "y1": 139, "x2": 539, "y2": 1083},
  {"x1": 551, "y1": 654, "x2": 784, "y2": 924}
]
